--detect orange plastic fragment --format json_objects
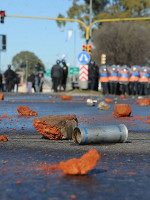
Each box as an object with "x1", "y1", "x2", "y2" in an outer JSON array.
[
  {"x1": 17, "y1": 106, "x2": 38, "y2": 116},
  {"x1": 61, "y1": 95, "x2": 72, "y2": 100},
  {"x1": 0, "y1": 135, "x2": 8, "y2": 142},
  {"x1": 41, "y1": 149, "x2": 100, "y2": 175}
]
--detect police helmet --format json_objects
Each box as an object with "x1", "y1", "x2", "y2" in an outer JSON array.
[
  {"x1": 56, "y1": 60, "x2": 60, "y2": 64},
  {"x1": 8, "y1": 65, "x2": 11, "y2": 69}
]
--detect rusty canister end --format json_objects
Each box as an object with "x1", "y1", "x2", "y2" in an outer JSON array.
[{"x1": 73, "y1": 127, "x2": 82, "y2": 144}]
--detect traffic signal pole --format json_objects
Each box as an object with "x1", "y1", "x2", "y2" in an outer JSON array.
[
  {"x1": 6, "y1": 14, "x2": 150, "y2": 43},
  {"x1": 88, "y1": 17, "x2": 150, "y2": 42}
]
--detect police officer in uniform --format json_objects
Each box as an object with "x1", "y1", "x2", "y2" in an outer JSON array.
[
  {"x1": 129, "y1": 66, "x2": 140, "y2": 96},
  {"x1": 61, "y1": 60, "x2": 68, "y2": 91},
  {"x1": 4, "y1": 65, "x2": 16, "y2": 92},
  {"x1": 139, "y1": 67, "x2": 150, "y2": 96},
  {"x1": 108, "y1": 65, "x2": 118, "y2": 95},
  {"x1": 99, "y1": 66, "x2": 109, "y2": 95},
  {"x1": 119, "y1": 66, "x2": 129, "y2": 95},
  {"x1": 51, "y1": 60, "x2": 63, "y2": 92},
  {"x1": 90, "y1": 60, "x2": 99, "y2": 91}
]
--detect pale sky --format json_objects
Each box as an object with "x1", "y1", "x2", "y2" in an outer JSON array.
[{"x1": 0, "y1": 0, "x2": 85, "y2": 72}]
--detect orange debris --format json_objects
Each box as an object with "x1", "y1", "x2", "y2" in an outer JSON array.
[
  {"x1": 61, "y1": 95, "x2": 72, "y2": 100},
  {"x1": 71, "y1": 195, "x2": 76, "y2": 199},
  {"x1": 0, "y1": 135, "x2": 8, "y2": 142},
  {"x1": 135, "y1": 98, "x2": 150, "y2": 106},
  {"x1": 16, "y1": 180, "x2": 21, "y2": 184},
  {"x1": 113, "y1": 104, "x2": 132, "y2": 118},
  {"x1": 119, "y1": 95, "x2": 128, "y2": 99},
  {"x1": 0, "y1": 93, "x2": 4, "y2": 100},
  {"x1": 105, "y1": 98, "x2": 113, "y2": 103},
  {"x1": 41, "y1": 149, "x2": 100, "y2": 175},
  {"x1": 17, "y1": 106, "x2": 38, "y2": 116},
  {"x1": 33, "y1": 115, "x2": 78, "y2": 140},
  {"x1": 2, "y1": 113, "x2": 7, "y2": 118},
  {"x1": 147, "y1": 116, "x2": 150, "y2": 123}
]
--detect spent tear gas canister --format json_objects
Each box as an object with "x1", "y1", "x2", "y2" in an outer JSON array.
[{"x1": 73, "y1": 124, "x2": 128, "y2": 144}]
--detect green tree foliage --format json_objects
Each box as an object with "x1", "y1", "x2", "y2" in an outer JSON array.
[
  {"x1": 57, "y1": 0, "x2": 109, "y2": 30},
  {"x1": 92, "y1": 22, "x2": 150, "y2": 66},
  {"x1": 96, "y1": 0, "x2": 150, "y2": 20},
  {"x1": 12, "y1": 51, "x2": 45, "y2": 75},
  {"x1": 57, "y1": 0, "x2": 150, "y2": 29}
]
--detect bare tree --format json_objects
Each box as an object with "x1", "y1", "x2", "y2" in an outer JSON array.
[{"x1": 92, "y1": 22, "x2": 150, "y2": 66}]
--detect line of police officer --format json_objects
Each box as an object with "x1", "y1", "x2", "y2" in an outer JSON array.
[{"x1": 99, "y1": 65, "x2": 150, "y2": 96}]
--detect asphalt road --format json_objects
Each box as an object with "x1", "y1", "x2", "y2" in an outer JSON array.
[{"x1": 0, "y1": 92, "x2": 150, "y2": 200}]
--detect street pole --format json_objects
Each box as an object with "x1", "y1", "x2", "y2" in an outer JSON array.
[
  {"x1": 89, "y1": 0, "x2": 92, "y2": 41},
  {"x1": 73, "y1": 30, "x2": 76, "y2": 67},
  {"x1": 0, "y1": 51, "x2": 1, "y2": 72},
  {"x1": 26, "y1": 59, "x2": 28, "y2": 82}
]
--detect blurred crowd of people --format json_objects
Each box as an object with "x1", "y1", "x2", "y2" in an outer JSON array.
[
  {"x1": 51, "y1": 59, "x2": 68, "y2": 92},
  {"x1": 27, "y1": 73, "x2": 44, "y2": 93},
  {"x1": 0, "y1": 65, "x2": 45, "y2": 93},
  {"x1": 0, "y1": 65, "x2": 20, "y2": 92},
  {"x1": 99, "y1": 64, "x2": 150, "y2": 96},
  {"x1": 88, "y1": 60, "x2": 150, "y2": 96},
  {"x1": 0, "y1": 60, "x2": 69, "y2": 93},
  {"x1": 1, "y1": 61, "x2": 150, "y2": 96}
]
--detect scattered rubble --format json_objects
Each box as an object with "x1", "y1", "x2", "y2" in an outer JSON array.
[
  {"x1": 86, "y1": 99, "x2": 97, "y2": 106},
  {"x1": 0, "y1": 135, "x2": 8, "y2": 142},
  {"x1": 113, "y1": 104, "x2": 132, "y2": 118},
  {"x1": 61, "y1": 95, "x2": 72, "y2": 100},
  {"x1": 33, "y1": 114, "x2": 78, "y2": 140},
  {"x1": 105, "y1": 98, "x2": 113, "y2": 103},
  {"x1": 17, "y1": 106, "x2": 38, "y2": 116},
  {"x1": 119, "y1": 95, "x2": 128, "y2": 99},
  {"x1": 40, "y1": 149, "x2": 100, "y2": 175},
  {"x1": 2, "y1": 113, "x2": 7, "y2": 118},
  {"x1": 0, "y1": 93, "x2": 4, "y2": 100},
  {"x1": 97, "y1": 101, "x2": 110, "y2": 110},
  {"x1": 147, "y1": 116, "x2": 150, "y2": 123},
  {"x1": 135, "y1": 98, "x2": 150, "y2": 106}
]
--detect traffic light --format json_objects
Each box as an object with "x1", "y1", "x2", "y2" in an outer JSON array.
[
  {"x1": 87, "y1": 44, "x2": 92, "y2": 55},
  {"x1": 2, "y1": 35, "x2": 6, "y2": 50},
  {"x1": 0, "y1": 10, "x2": 5, "y2": 23},
  {"x1": 82, "y1": 44, "x2": 87, "y2": 51},
  {"x1": 101, "y1": 54, "x2": 106, "y2": 64}
]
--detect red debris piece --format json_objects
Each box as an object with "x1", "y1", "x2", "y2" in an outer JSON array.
[
  {"x1": 33, "y1": 115, "x2": 78, "y2": 140},
  {"x1": 120, "y1": 95, "x2": 128, "y2": 99},
  {"x1": 2, "y1": 113, "x2": 7, "y2": 118},
  {"x1": 41, "y1": 149, "x2": 100, "y2": 175},
  {"x1": 0, "y1": 93, "x2": 4, "y2": 100},
  {"x1": 61, "y1": 95, "x2": 72, "y2": 100},
  {"x1": 135, "y1": 98, "x2": 150, "y2": 106},
  {"x1": 81, "y1": 97, "x2": 86, "y2": 101},
  {"x1": 113, "y1": 104, "x2": 132, "y2": 118},
  {"x1": 17, "y1": 106, "x2": 38, "y2": 116},
  {"x1": 147, "y1": 116, "x2": 150, "y2": 123},
  {"x1": 0, "y1": 135, "x2": 8, "y2": 142},
  {"x1": 16, "y1": 180, "x2": 21, "y2": 184},
  {"x1": 105, "y1": 98, "x2": 113, "y2": 103}
]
